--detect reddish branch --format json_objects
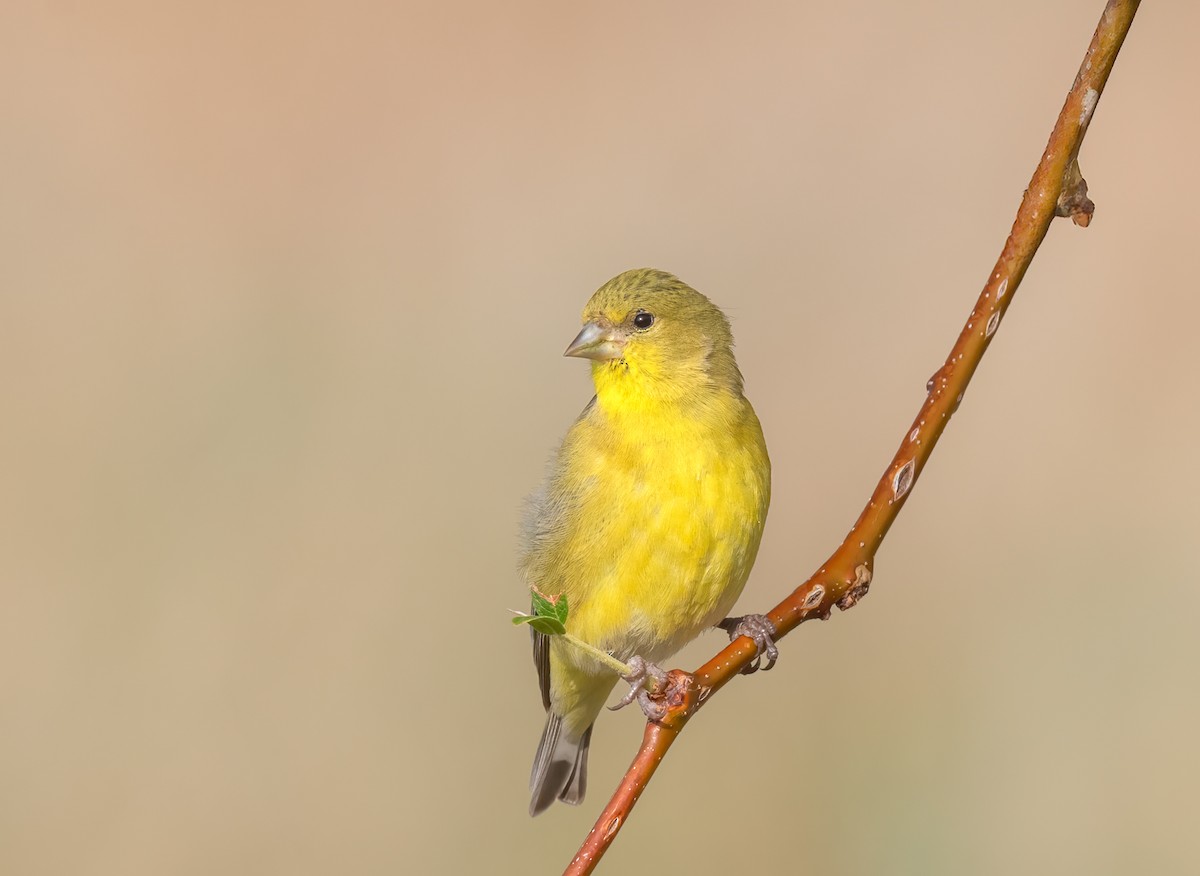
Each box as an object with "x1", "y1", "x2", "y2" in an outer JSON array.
[{"x1": 563, "y1": 1, "x2": 1142, "y2": 873}]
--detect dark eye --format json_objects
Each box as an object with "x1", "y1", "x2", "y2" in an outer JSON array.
[{"x1": 633, "y1": 311, "x2": 654, "y2": 330}]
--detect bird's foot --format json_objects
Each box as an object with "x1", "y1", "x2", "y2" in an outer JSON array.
[
  {"x1": 717, "y1": 614, "x2": 778, "y2": 674},
  {"x1": 609, "y1": 655, "x2": 670, "y2": 722}
]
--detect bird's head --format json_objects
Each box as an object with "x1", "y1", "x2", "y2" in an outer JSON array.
[{"x1": 565, "y1": 269, "x2": 743, "y2": 405}]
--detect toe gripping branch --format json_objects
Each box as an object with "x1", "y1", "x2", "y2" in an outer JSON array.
[
  {"x1": 610, "y1": 656, "x2": 670, "y2": 721},
  {"x1": 717, "y1": 614, "x2": 779, "y2": 674},
  {"x1": 610, "y1": 656, "x2": 697, "y2": 723}
]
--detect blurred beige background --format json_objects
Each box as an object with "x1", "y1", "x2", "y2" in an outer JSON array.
[{"x1": 2, "y1": 1, "x2": 1197, "y2": 874}]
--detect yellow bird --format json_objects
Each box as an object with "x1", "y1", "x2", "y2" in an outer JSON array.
[{"x1": 522, "y1": 268, "x2": 772, "y2": 816}]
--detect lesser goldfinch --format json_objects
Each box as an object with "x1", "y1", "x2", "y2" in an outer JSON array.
[{"x1": 522, "y1": 269, "x2": 771, "y2": 816}]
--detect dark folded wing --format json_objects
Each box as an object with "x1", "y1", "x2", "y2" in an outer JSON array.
[{"x1": 531, "y1": 603, "x2": 551, "y2": 711}]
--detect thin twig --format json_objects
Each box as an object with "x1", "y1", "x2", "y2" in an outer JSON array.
[
  {"x1": 562, "y1": 632, "x2": 635, "y2": 680},
  {"x1": 563, "y1": 1, "x2": 1141, "y2": 873}
]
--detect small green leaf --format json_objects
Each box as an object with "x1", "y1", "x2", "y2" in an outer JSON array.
[
  {"x1": 552, "y1": 594, "x2": 569, "y2": 625},
  {"x1": 511, "y1": 613, "x2": 567, "y2": 636},
  {"x1": 530, "y1": 589, "x2": 556, "y2": 617},
  {"x1": 512, "y1": 588, "x2": 570, "y2": 638},
  {"x1": 530, "y1": 592, "x2": 551, "y2": 617},
  {"x1": 529, "y1": 587, "x2": 569, "y2": 622},
  {"x1": 528, "y1": 616, "x2": 567, "y2": 636}
]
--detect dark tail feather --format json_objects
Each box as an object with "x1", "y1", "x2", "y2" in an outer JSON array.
[{"x1": 529, "y1": 713, "x2": 593, "y2": 816}]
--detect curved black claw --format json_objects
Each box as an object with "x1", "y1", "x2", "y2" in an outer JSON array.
[
  {"x1": 717, "y1": 614, "x2": 779, "y2": 674},
  {"x1": 609, "y1": 655, "x2": 670, "y2": 721}
]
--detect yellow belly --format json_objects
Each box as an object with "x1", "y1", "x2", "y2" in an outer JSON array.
[
  {"x1": 569, "y1": 443, "x2": 765, "y2": 661},
  {"x1": 527, "y1": 395, "x2": 770, "y2": 671}
]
